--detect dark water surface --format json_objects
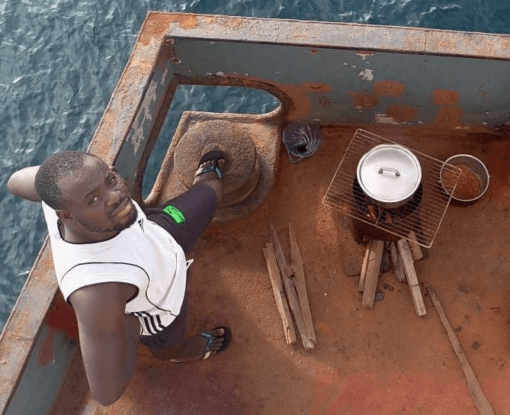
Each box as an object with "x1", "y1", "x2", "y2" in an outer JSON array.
[{"x1": 1, "y1": 0, "x2": 510, "y2": 329}]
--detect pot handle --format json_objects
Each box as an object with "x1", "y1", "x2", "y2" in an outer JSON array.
[{"x1": 378, "y1": 167, "x2": 400, "y2": 177}]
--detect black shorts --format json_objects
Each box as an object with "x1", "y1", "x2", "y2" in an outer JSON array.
[
  {"x1": 144, "y1": 183, "x2": 218, "y2": 255},
  {"x1": 139, "y1": 184, "x2": 217, "y2": 352}
]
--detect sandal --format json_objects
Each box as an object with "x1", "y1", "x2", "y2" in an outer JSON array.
[
  {"x1": 195, "y1": 149, "x2": 226, "y2": 181},
  {"x1": 200, "y1": 326, "x2": 232, "y2": 360}
]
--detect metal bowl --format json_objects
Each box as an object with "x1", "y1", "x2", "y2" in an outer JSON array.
[{"x1": 440, "y1": 154, "x2": 490, "y2": 205}]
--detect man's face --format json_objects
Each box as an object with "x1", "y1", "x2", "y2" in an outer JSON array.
[{"x1": 58, "y1": 156, "x2": 137, "y2": 241}]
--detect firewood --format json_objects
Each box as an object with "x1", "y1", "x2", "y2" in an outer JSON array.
[
  {"x1": 390, "y1": 241, "x2": 406, "y2": 282},
  {"x1": 408, "y1": 285, "x2": 427, "y2": 317},
  {"x1": 288, "y1": 222, "x2": 317, "y2": 345},
  {"x1": 269, "y1": 222, "x2": 315, "y2": 351},
  {"x1": 428, "y1": 287, "x2": 495, "y2": 415},
  {"x1": 397, "y1": 239, "x2": 419, "y2": 287},
  {"x1": 262, "y1": 243, "x2": 297, "y2": 344},
  {"x1": 397, "y1": 239, "x2": 426, "y2": 316},
  {"x1": 361, "y1": 239, "x2": 385, "y2": 309},
  {"x1": 407, "y1": 231, "x2": 424, "y2": 261},
  {"x1": 358, "y1": 239, "x2": 373, "y2": 292}
]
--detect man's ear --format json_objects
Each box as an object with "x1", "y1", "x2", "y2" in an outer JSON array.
[{"x1": 56, "y1": 210, "x2": 73, "y2": 222}]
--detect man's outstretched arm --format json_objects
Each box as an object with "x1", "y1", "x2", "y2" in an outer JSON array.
[
  {"x1": 6, "y1": 166, "x2": 41, "y2": 202},
  {"x1": 69, "y1": 282, "x2": 140, "y2": 406}
]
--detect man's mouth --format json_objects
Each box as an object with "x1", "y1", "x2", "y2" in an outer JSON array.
[{"x1": 111, "y1": 198, "x2": 132, "y2": 218}]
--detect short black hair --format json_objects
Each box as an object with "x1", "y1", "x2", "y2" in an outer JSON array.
[{"x1": 35, "y1": 151, "x2": 93, "y2": 209}]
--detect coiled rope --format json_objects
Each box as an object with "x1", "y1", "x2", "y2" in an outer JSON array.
[{"x1": 282, "y1": 121, "x2": 323, "y2": 163}]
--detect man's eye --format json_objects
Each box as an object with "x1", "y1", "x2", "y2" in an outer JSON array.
[
  {"x1": 89, "y1": 196, "x2": 99, "y2": 204},
  {"x1": 108, "y1": 175, "x2": 117, "y2": 185}
]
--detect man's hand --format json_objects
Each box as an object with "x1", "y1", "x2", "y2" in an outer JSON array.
[{"x1": 69, "y1": 282, "x2": 140, "y2": 406}]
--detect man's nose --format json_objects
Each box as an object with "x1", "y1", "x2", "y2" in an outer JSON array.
[{"x1": 106, "y1": 188, "x2": 123, "y2": 208}]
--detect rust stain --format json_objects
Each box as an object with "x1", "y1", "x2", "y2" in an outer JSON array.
[
  {"x1": 348, "y1": 91, "x2": 378, "y2": 108},
  {"x1": 173, "y1": 14, "x2": 200, "y2": 30},
  {"x1": 373, "y1": 80, "x2": 405, "y2": 97},
  {"x1": 278, "y1": 82, "x2": 332, "y2": 120},
  {"x1": 434, "y1": 106, "x2": 462, "y2": 124},
  {"x1": 318, "y1": 95, "x2": 334, "y2": 107},
  {"x1": 46, "y1": 292, "x2": 79, "y2": 340},
  {"x1": 302, "y1": 82, "x2": 332, "y2": 93},
  {"x1": 138, "y1": 13, "x2": 201, "y2": 47},
  {"x1": 278, "y1": 84, "x2": 312, "y2": 120},
  {"x1": 385, "y1": 104, "x2": 418, "y2": 122},
  {"x1": 37, "y1": 293, "x2": 79, "y2": 366},
  {"x1": 38, "y1": 327, "x2": 57, "y2": 366},
  {"x1": 138, "y1": 14, "x2": 173, "y2": 46},
  {"x1": 433, "y1": 89, "x2": 459, "y2": 106}
]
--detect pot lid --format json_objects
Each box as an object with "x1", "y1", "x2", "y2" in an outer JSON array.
[{"x1": 357, "y1": 144, "x2": 422, "y2": 203}]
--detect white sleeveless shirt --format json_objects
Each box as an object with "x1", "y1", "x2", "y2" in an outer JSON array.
[{"x1": 41, "y1": 200, "x2": 188, "y2": 336}]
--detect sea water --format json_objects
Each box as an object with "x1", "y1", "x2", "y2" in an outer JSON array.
[{"x1": 1, "y1": 0, "x2": 509, "y2": 330}]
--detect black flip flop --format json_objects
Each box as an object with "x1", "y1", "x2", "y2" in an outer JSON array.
[
  {"x1": 199, "y1": 326, "x2": 232, "y2": 360},
  {"x1": 195, "y1": 149, "x2": 226, "y2": 180}
]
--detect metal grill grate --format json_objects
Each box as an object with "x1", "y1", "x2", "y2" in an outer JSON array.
[{"x1": 323, "y1": 129, "x2": 461, "y2": 248}]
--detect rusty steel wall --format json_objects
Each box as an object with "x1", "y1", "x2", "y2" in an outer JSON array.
[{"x1": 170, "y1": 38, "x2": 510, "y2": 128}]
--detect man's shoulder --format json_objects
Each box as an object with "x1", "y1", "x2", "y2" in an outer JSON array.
[{"x1": 69, "y1": 282, "x2": 137, "y2": 317}]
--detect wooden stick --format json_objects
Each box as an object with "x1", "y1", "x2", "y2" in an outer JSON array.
[
  {"x1": 390, "y1": 241, "x2": 406, "y2": 282},
  {"x1": 408, "y1": 285, "x2": 427, "y2": 317},
  {"x1": 262, "y1": 243, "x2": 297, "y2": 344},
  {"x1": 407, "y1": 231, "x2": 424, "y2": 261},
  {"x1": 428, "y1": 287, "x2": 496, "y2": 415},
  {"x1": 397, "y1": 239, "x2": 426, "y2": 316},
  {"x1": 358, "y1": 240, "x2": 373, "y2": 292},
  {"x1": 361, "y1": 239, "x2": 385, "y2": 309},
  {"x1": 269, "y1": 222, "x2": 315, "y2": 350},
  {"x1": 288, "y1": 222, "x2": 317, "y2": 345},
  {"x1": 397, "y1": 239, "x2": 419, "y2": 286}
]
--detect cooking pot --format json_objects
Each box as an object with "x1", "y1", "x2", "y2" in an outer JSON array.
[{"x1": 356, "y1": 144, "x2": 422, "y2": 209}]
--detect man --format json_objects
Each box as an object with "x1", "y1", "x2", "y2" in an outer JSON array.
[{"x1": 6, "y1": 149, "x2": 232, "y2": 406}]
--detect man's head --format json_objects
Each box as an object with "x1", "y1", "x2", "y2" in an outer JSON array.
[
  {"x1": 35, "y1": 151, "x2": 137, "y2": 242},
  {"x1": 35, "y1": 151, "x2": 88, "y2": 210}
]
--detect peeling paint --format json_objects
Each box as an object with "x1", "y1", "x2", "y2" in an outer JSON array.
[
  {"x1": 129, "y1": 79, "x2": 157, "y2": 154},
  {"x1": 359, "y1": 69, "x2": 374, "y2": 81},
  {"x1": 161, "y1": 68, "x2": 169, "y2": 85},
  {"x1": 356, "y1": 51, "x2": 376, "y2": 59},
  {"x1": 373, "y1": 113, "x2": 399, "y2": 124}
]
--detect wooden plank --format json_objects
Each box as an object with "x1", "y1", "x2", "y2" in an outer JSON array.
[
  {"x1": 262, "y1": 243, "x2": 297, "y2": 344},
  {"x1": 269, "y1": 222, "x2": 315, "y2": 351},
  {"x1": 358, "y1": 240, "x2": 373, "y2": 292},
  {"x1": 390, "y1": 241, "x2": 406, "y2": 282},
  {"x1": 361, "y1": 239, "x2": 385, "y2": 309},
  {"x1": 408, "y1": 284, "x2": 427, "y2": 317},
  {"x1": 397, "y1": 239, "x2": 419, "y2": 287},
  {"x1": 407, "y1": 231, "x2": 424, "y2": 261},
  {"x1": 428, "y1": 287, "x2": 496, "y2": 415},
  {"x1": 288, "y1": 222, "x2": 317, "y2": 345}
]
